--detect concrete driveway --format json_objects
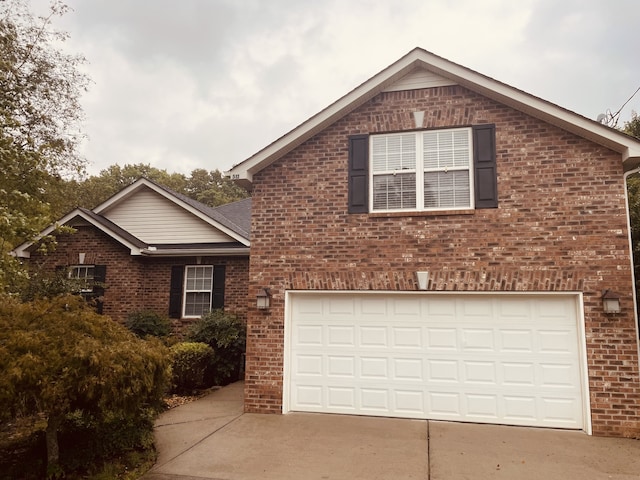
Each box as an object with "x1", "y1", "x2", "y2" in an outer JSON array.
[{"x1": 143, "y1": 382, "x2": 640, "y2": 480}]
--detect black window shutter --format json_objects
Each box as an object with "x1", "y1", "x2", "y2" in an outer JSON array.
[
  {"x1": 93, "y1": 265, "x2": 107, "y2": 314},
  {"x1": 473, "y1": 124, "x2": 498, "y2": 209},
  {"x1": 169, "y1": 266, "x2": 184, "y2": 319},
  {"x1": 212, "y1": 265, "x2": 225, "y2": 310},
  {"x1": 348, "y1": 134, "x2": 369, "y2": 213}
]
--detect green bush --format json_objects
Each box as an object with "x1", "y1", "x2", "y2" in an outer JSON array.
[
  {"x1": 125, "y1": 309, "x2": 172, "y2": 338},
  {"x1": 170, "y1": 342, "x2": 215, "y2": 394},
  {"x1": 187, "y1": 310, "x2": 246, "y2": 386},
  {"x1": 58, "y1": 408, "x2": 156, "y2": 472},
  {"x1": 0, "y1": 294, "x2": 171, "y2": 475}
]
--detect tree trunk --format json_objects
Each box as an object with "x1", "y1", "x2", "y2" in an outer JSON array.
[{"x1": 45, "y1": 416, "x2": 62, "y2": 477}]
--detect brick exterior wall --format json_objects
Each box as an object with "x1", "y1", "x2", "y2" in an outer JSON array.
[
  {"x1": 245, "y1": 85, "x2": 640, "y2": 437},
  {"x1": 28, "y1": 226, "x2": 249, "y2": 330}
]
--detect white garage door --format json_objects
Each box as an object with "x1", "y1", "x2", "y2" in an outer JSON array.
[{"x1": 286, "y1": 292, "x2": 587, "y2": 430}]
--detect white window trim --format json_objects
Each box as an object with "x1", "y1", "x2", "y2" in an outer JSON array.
[
  {"x1": 182, "y1": 265, "x2": 214, "y2": 318},
  {"x1": 69, "y1": 265, "x2": 95, "y2": 293},
  {"x1": 369, "y1": 127, "x2": 475, "y2": 213}
]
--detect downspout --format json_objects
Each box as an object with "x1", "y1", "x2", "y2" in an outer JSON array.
[{"x1": 623, "y1": 167, "x2": 640, "y2": 358}]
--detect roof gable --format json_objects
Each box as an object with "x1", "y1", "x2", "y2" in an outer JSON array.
[
  {"x1": 226, "y1": 47, "x2": 640, "y2": 188},
  {"x1": 94, "y1": 178, "x2": 250, "y2": 245},
  {"x1": 12, "y1": 178, "x2": 252, "y2": 258}
]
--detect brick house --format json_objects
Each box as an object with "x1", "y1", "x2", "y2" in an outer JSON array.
[
  {"x1": 227, "y1": 48, "x2": 640, "y2": 436},
  {"x1": 13, "y1": 178, "x2": 251, "y2": 329}
]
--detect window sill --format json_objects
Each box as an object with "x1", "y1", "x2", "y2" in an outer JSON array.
[{"x1": 368, "y1": 209, "x2": 476, "y2": 218}]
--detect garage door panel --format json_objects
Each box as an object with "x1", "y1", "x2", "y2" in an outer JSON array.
[
  {"x1": 393, "y1": 358, "x2": 423, "y2": 380},
  {"x1": 466, "y1": 393, "x2": 499, "y2": 418},
  {"x1": 360, "y1": 326, "x2": 388, "y2": 346},
  {"x1": 462, "y1": 328, "x2": 494, "y2": 351},
  {"x1": 392, "y1": 327, "x2": 423, "y2": 348},
  {"x1": 500, "y1": 329, "x2": 534, "y2": 352},
  {"x1": 428, "y1": 359, "x2": 459, "y2": 382},
  {"x1": 328, "y1": 387, "x2": 356, "y2": 409},
  {"x1": 296, "y1": 354, "x2": 323, "y2": 376},
  {"x1": 395, "y1": 390, "x2": 424, "y2": 413},
  {"x1": 288, "y1": 293, "x2": 585, "y2": 430},
  {"x1": 296, "y1": 325, "x2": 323, "y2": 345},
  {"x1": 538, "y1": 330, "x2": 576, "y2": 353},
  {"x1": 360, "y1": 356, "x2": 389, "y2": 378},
  {"x1": 327, "y1": 325, "x2": 355, "y2": 346},
  {"x1": 327, "y1": 355, "x2": 355, "y2": 377},
  {"x1": 464, "y1": 360, "x2": 497, "y2": 384}
]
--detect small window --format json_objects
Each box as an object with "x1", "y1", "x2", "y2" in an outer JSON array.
[
  {"x1": 183, "y1": 266, "x2": 214, "y2": 317},
  {"x1": 69, "y1": 265, "x2": 95, "y2": 293},
  {"x1": 370, "y1": 128, "x2": 473, "y2": 212}
]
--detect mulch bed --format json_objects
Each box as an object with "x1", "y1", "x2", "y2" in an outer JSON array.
[{"x1": 163, "y1": 387, "x2": 221, "y2": 410}]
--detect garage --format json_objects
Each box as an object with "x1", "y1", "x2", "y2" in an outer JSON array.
[{"x1": 284, "y1": 291, "x2": 589, "y2": 430}]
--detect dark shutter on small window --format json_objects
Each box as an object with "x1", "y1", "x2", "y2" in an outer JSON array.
[
  {"x1": 348, "y1": 134, "x2": 369, "y2": 213},
  {"x1": 212, "y1": 265, "x2": 225, "y2": 310},
  {"x1": 93, "y1": 265, "x2": 107, "y2": 314},
  {"x1": 169, "y1": 266, "x2": 184, "y2": 319},
  {"x1": 473, "y1": 124, "x2": 498, "y2": 209}
]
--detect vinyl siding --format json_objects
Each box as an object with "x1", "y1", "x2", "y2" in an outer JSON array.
[
  {"x1": 103, "y1": 187, "x2": 234, "y2": 244},
  {"x1": 383, "y1": 68, "x2": 456, "y2": 92}
]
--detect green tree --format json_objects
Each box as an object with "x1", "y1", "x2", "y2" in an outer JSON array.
[
  {"x1": 0, "y1": 0, "x2": 89, "y2": 293},
  {"x1": 63, "y1": 165, "x2": 249, "y2": 213},
  {"x1": 0, "y1": 294, "x2": 170, "y2": 477},
  {"x1": 184, "y1": 168, "x2": 250, "y2": 207},
  {"x1": 624, "y1": 113, "x2": 640, "y2": 309},
  {"x1": 67, "y1": 163, "x2": 188, "y2": 210}
]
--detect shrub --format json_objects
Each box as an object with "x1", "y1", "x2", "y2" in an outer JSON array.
[
  {"x1": 125, "y1": 309, "x2": 172, "y2": 338},
  {"x1": 58, "y1": 408, "x2": 156, "y2": 472},
  {"x1": 170, "y1": 342, "x2": 215, "y2": 394},
  {"x1": 0, "y1": 294, "x2": 171, "y2": 475},
  {"x1": 187, "y1": 310, "x2": 246, "y2": 385}
]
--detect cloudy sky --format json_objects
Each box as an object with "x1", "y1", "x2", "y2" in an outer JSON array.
[{"x1": 39, "y1": 0, "x2": 640, "y2": 176}]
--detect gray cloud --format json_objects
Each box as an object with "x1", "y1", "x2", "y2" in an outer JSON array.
[{"x1": 42, "y1": 0, "x2": 640, "y2": 176}]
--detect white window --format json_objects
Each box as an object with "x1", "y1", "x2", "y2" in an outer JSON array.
[
  {"x1": 69, "y1": 265, "x2": 95, "y2": 293},
  {"x1": 371, "y1": 128, "x2": 473, "y2": 212},
  {"x1": 183, "y1": 266, "x2": 213, "y2": 317}
]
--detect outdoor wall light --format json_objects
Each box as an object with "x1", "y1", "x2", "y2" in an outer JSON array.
[
  {"x1": 602, "y1": 290, "x2": 621, "y2": 314},
  {"x1": 256, "y1": 288, "x2": 271, "y2": 310}
]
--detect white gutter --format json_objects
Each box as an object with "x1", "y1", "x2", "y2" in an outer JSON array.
[
  {"x1": 140, "y1": 247, "x2": 250, "y2": 257},
  {"x1": 623, "y1": 167, "x2": 640, "y2": 361}
]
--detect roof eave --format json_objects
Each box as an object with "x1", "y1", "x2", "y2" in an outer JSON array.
[
  {"x1": 140, "y1": 247, "x2": 250, "y2": 257},
  {"x1": 226, "y1": 52, "x2": 423, "y2": 184},
  {"x1": 11, "y1": 209, "x2": 147, "y2": 258},
  {"x1": 226, "y1": 48, "x2": 640, "y2": 184}
]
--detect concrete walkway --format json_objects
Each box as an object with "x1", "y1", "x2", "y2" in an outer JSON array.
[{"x1": 144, "y1": 382, "x2": 640, "y2": 480}]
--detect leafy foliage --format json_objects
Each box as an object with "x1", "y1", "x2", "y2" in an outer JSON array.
[
  {"x1": 624, "y1": 113, "x2": 640, "y2": 313},
  {"x1": 187, "y1": 310, "x2": 246, "y2": 385},
  {"x1": 0, "y1": 0, "x2": 89, "y2": 296},
  {"x1": 170, "y1": 342, "x2": 215, "y2": 394},
  {"x1": 57, "y1": 164, "x2": 249, "y2": 214},
  {"x1": 125, "y1": 309, "x2": 172, "y2": 338},
  {"x1": 0, "y1": 294, "x2": 171, "y2": 475}
]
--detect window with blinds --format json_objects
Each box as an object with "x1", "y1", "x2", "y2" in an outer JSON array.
[
  {"x1": 184, "y1": 265, "x2": 214, "y2": 317},
  {"x1": 370, "y1": 128, "x2": 473, "y2": 212}
]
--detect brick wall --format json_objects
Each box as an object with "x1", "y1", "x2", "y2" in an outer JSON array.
[
  {"x1": 28, "y1": 226, "x2": 249, "y2": 331},
  {"x1": 245, "y1": 85, "x2": 640, "y2": 437}
]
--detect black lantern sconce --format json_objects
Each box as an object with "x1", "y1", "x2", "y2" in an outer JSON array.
[
  {"x1": 602, "y1": 290, "x2": 621, "y2": 314},
  {"x1": 256, "y1": 288, "x2": 271, "y2": 310}
]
